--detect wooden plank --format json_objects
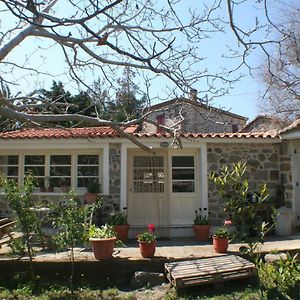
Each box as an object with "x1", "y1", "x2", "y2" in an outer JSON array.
[
  {"x1": 0, "y1": 232, "x2": 22, "y2": 246},
  {"x1": 165, "y1": 255, "x2": 257, "y2": 289},
  {"x1": 166, "y1": 255, "x2": 252, "y2": 267},
  {"x1": 0, "y1": 218, "x2": 10, "y2": 226},
  {"x1": 165, "y1": 256, "x2": 255, "y2": 272},
  {"x1": 0, "y1": 221, "x2": 17, "y2": 231},
  {"x1": 165, "y1": 256, "x2": 253, "y2": 273},
  {"x1": 165, "y1": 256, "x2": 255, "y2": 278}
]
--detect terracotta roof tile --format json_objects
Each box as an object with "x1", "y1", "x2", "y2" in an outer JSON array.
[
  {"x1": 280, "y1": 118, "x2": 300, "y2": 134},
  {"x1": 133, "y1": 131, "x2": 279, "y2": 139},
  {"x1": 0, "y1": 126, "x2": 139, "y2": 140},
  {"x1": 0, "y1": 126, "x2": 279, "y2": 140}
]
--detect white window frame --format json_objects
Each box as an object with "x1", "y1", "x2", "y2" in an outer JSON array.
[
  {"x1": 0, "y1": 150, "x2": 103, "y2": 194},
  {"x1": 171, "y1": 154, "x2": 196, "y2": 194},
  {"x1": 0, "y1": 155, "x2": 19, "y2": 182}
]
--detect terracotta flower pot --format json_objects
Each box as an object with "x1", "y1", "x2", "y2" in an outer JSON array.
[
  {"x1": 113, "y1": 224, "x2": 130, "y2": 242},
  {"x1": 138, "y1": 240, "x2": 156, "y2": 258},
  {"x1": 193, "y1": 225, "x2": 211, "y2": 242},
  {"x1": 84, "y1": 192, "x2": 98, "y2": 204},
  {"x1": 213, "y1": 236, "x2": 228, "y2": 253},
  {"x1": 89, "y1": 237, "x2": 117, "y2": 259}
]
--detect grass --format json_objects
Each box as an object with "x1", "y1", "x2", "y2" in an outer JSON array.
[
  {"x1": 162, "y1": 286, "x2": 261, "y2": 300},
  {"x1": 0, "y1": 280, "x2": 262, "y2": 300}
]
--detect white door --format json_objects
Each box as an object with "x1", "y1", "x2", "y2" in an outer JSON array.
[
  {"x1": 127, "y1": 151, "x2": 169, "y2": 229},
  {"x1": 169, "y1": 152, "x2": 200, "y2": 225}
]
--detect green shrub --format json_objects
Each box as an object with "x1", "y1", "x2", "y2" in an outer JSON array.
[{"x1": 258, "y1": 253, "x2": 300, "y2": 299}]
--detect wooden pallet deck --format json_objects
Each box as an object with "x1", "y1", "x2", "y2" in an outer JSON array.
[{"x1": 165, "y1": 255, "x2": 257, "y2": 289}]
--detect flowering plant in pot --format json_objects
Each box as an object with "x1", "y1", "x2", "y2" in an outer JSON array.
[
  {"x1": 193, "y1": 207, "x2": 211, "y2": 242},
  {"x1": 137, "y1": 224, "x2": 156, "y2": 258},
  {"x1": 212, "y1": 226, "x2": 230, "y2": 253},
  {"x1": 88, "y1": 224, "x2": 117, "y2": 259},
  {"x1": 107, "y1": 207, "x2": 130, "y2": 242}
]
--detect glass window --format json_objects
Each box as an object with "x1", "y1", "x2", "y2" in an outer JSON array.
[
  {"x1": 24, "y1": 155, "x2": 45, "y2": 187},
  {"x1": 172, "y1": 156, "x2": 195, "y2": 193},
  {"x1": 133, "y1": 156, "x2": 164, "y2": 193},
  {"x1": 77, "y1": 155, "x2": 99, "y2": 188},
  {"x1": 49, "y1": 155, "x2": 71, "y2": 188},
  {"x1": 0, "y1": 155, "x2": 19, "y2": 182}
]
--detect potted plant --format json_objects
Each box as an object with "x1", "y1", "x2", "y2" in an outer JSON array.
[
  {"x1": 84, "y1": 180, "x2": 101, "y2": 204},
  {"x1": 60, "y1": 178, "x2": 70, "y2": 193},
  {"x1": 137, "y1": 224, "x2": 156, "y2": 258},
  {"x1": 107, "y1": 207, "x2": 130, "y2": 242},
  {"x1": 193, "y1": 207, "x2": 211, "y2": 242},
  {"x1": 212, "y1": 227, "x2": 229, "y2": 253},
  {"x1": 88, "y1": 224, "x2": 117, "y2": 259}
]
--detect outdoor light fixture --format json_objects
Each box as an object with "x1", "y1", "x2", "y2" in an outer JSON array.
[{"x1": 160, "y1": 142, "x2": 169, "y2": 148}]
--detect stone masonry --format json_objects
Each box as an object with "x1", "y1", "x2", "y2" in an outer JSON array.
[
  {"x1": 279, "y1": 141, "x2": 294, "y2": 209},
  {"x1": 207, "y1": 143, "x2": 285, "y2": 225},
  {"x1": 143, "y1": 100, "x2": 247, "y2": 134}
]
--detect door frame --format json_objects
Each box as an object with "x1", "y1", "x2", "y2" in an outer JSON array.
[{"x1": 127, "y1": 149, "x2": 170, "y2": 227}]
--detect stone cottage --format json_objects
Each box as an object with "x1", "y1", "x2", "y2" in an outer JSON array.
[{"x1": 0, "y1": 100, "x2": 298, "y2": 238}]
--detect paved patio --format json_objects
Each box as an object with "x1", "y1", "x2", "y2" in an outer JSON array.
[{"x1": 1, "y1": 232, "x2": 299, "y2": 262}]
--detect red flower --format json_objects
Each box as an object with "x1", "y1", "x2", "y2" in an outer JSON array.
[
  {"x1": 148, "y1": 223, "x2": 155, "y2": 233},
  {"x1": 224, "y1": 219, "x2": 233, "y2": 226}
]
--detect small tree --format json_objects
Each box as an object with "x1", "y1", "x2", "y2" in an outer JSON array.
[
  {"x1": 0, "y1": 174, "x2": 43, "y2": 280},
  {"x1": 52, "y1": 194, "x2": 99, "y2": 293},
  {"x1": 210, "y1": 162, "x2": 276, "y2": 244}
]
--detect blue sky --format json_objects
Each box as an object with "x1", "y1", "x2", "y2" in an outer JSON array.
[{"x1": 2, "y1": 0, "x2": 295, "y2": 121}]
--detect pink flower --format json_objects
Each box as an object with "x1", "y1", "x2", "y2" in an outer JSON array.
[
  {"x1": 148, "y1": 223, "x2": 155, "y2": 233},
  {"x1": 224, "y1": 219, "x2": 233, "y2": 226}
]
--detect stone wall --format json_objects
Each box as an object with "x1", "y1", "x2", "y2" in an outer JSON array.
[
  {"x1": 143, "y1": 102, "x2": 247, "y2": 134},
  {"x1": 279, "y1": 141, "x2": 294, "y2": 208},
  {"x1": 109, "y1": 143, "x2": 121, "y2": 208},
  {"x1": 207, "y1": 143, "x2": 282, "y2": 225}
]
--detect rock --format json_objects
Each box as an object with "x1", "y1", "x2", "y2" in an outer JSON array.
[
  {"x1": 265, "y1": 253, "x2": 287, "y2": 263},
  {"x1": 131, "y1": 271, "x2": 166, "y2": 289}
]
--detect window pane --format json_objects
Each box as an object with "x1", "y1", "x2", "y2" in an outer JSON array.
[
  {"x1": 78, "y1": 155, "x2": 98, "y2": 165},
  {"x1": 0, "y1": 156, "x2": 19, "y2": 181},
  {"x1": 173, "y1": 182, "x2": 195, "y2": 193},
  {"x1": 49, "y1": 155, "x2": 71, "y2": 188},
  {"x1": 77, "y1": 166, "x2": 98, "y2": 176},
  {"x1": 25, "y1": 155, "x2": 45, "y2": 165},
  {"x1": 50, "y1": 155, "x2": 71, "y2": 165},
  {"x1": 25, "y1": 166, "x2": 45, "y2": 176},
  {"x1": 50, "y1": 177, "x2": 71, "y2": 188},
  {"x1": 0, "y1": 155, "x2": 18, "y2": 165},
  {"x1": 172, "y1": 169, "x2": 194, "y2": 180},
  {"x1": 6, "y1": 166, "x2": 18, "y2": 176},
  {"x1": 172, "y1": 156, "x2": 194, "y2": 167},
  {"x1": 172, "y1": 156, "x2": 195, "y2": 193},
  {"x1": 133, "y1": 156, "x2": 164, "y2": 193},
  {"x1": 77, "y1": 177, "x2": 98, "y2": 188},
  {"x1": 77, "y1": 155, "x2": 100, "y2": 188},
  {"x1": 50, "y1": 166, "x2": 71, "y2": 177}
]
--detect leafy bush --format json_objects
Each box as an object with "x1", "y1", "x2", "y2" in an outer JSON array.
[
  {"x1": 210, "y1": 162, "x2": 273, "y2": 238},
  {"x1": 258, "y1": 253, "x2": 300, "y2": 299},
  {"x1": 0, "y1": 174, "x2": 43, "y2": 280}
]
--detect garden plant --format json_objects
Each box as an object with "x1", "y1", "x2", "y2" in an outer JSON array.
[
  {"x1": 52, "y1": 194, "x2": 99, "y2": 293},
  {"x1": 0, "y1": 174, "x2": 43, "y2": 280}
]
